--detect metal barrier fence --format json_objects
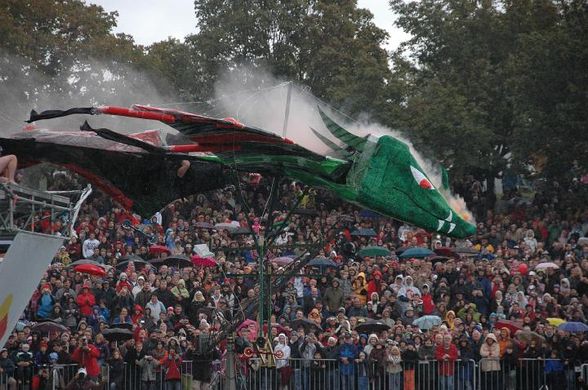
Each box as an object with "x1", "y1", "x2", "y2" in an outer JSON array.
[
  {"x1": 1, "y1": 357, "x2": 586, "y2": 389},
  {"x1": 211, "y1": 358, "x2": 479, "y2": 390}
]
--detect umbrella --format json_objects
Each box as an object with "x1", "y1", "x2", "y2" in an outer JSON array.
[
  {"x1": 546, "y1": 318, "x2": 566, "y2": 327},
  {"x1": 292, "y1": 208, "x2": 319, "y2": 216},
  {"x1": 149, "y1": 245, "x2": 171, "y2": 256},
  {"x1": 163, "y1": 255, "x2": 193, "y2": 268},
  {"x1": 351, "y1": 228, "x2": 377, "y2": 237},
  {"x1": 69, "y1": 259, "x2": 105, "y2": 268},
  {"x1": 214, "y1": 222, "x2": 240, "y2": 231},
  {"x1": 359, "y1": 209, "x2": 382, "y2": 219},
  {"x1": 307, "y1": 257, "x2": 338, "y2": 268},
  {"x1": 31, "y1": 321, "x2": 69, "y2": 334},
  {"x1": 194, "y1": 222, "x2": 214, "y2": 229},
  {"x1": 74, "y1": 264, "x2": 106, "y2": 277},
  {"x1": 495, "y1": 320, "x2": 523, "y2": 334},
  {"x1": 358, "y1": 246, "x2": 391, "y2": 258},
  {"x1": 290, "y1": 318, "x2": 322, "y2": 332},
  {"x1": 231, "y1": 227, "x2": 252, "y2": 235},
  {"x1": 193, "y1": 244, "x2": 214, "y2": 258},
  {"x1": 429, "y1": 256, "x2": 451, "y2": 265},
  {"x1": 237, "y1": 319, "x2": 260, "y2": 336},
  {"x1": 102, "y1": 328, "x2": 134, "y2": 342},
  {"x1": 535, "y1": 262, "x2": 559, "y2": 270},
  {"x1": 434, "y1": 247, "x2": 457, "y2": 258},
  {"x1": 110, "y1": 322, "x2": 133, "y2": 330},
  {"x1": 398, "y1": 247, "x2": 434, "y2": 259},
  {"x1": 413, "y1": 315, "x2": 442, "y2": 330},
  {"x1": 191, "y1": 256, "x2": 217, "y2": 267},
  {"x1": 116, "y1": 258, "x2": 150, "y2": 271},
  {"x1": 515, "y1": 330, "x2": 545, "y2": 345},
  {"x1": 354, "y1": 319, "x2": 391, "y2": 334},
  {"x1": 119, "y1": 254, "x2": 145, "y2": 263},
  {"x1": 271, "y1": 256, "x2": 294, "y2": 266},
  {"x1": 558, "y1": 322, "x2": 588, "y2": 333},
  {"x1": 454, "y1": 247, "x2": 479, "y2": 255}
]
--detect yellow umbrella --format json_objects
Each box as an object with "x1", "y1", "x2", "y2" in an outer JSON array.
[{"x1": 547, "y1": 318, "x2": 565, "y2": 326}]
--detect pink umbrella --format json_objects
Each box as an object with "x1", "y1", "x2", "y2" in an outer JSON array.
[
  {"x1": 270, "y1": 256, "x2": 294, "y2": 266},
  {"x1": 237, "y1": 319, "x2": 259, "y2": 342},
  {"x1": 149, "y1": 245, "x2": 171, "y2": 255},
  {"x1": 191, "y1": 255, "x2": 217, "y2": 267}
]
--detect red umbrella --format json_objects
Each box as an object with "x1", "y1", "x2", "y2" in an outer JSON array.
[
  {"x1": 191, "y1": 255, "x2": 217, "y2": 267},
  {"x1": 495, "y1": 319, "x2": 523, "y2": 334},
  {"x1": 434, "y1": 247, "x2": 458, "y2": 258},
  {"x1": 149, "y1": 245, "x2": 171, "y2": 255},
  {"x1": 74, "y1": 264, "x2": 106, "y2": 277}
]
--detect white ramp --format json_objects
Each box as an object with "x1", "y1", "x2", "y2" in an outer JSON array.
[{"x1": 0, "y1": 231, "x2": 64, "y2": 348}]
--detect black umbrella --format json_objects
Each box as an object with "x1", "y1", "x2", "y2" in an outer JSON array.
[
  {"x1": 31, "y1": 320, "x2": 69, "y2": 334},
  {"x1": 102, "y1": 328, "x2": 133, "y2": 342},
  {"x1": 109, "y1": 322, "x2": 133, "y2": 331},
  {"x1": 116, "y1": 258, "x2": 150, "y2": 271},
  {"x1": 290, "y1": 318, "x2": 322, "y2": 332},
  {"x1": 119, "y1": 254, "x2": 145, "y2": 263},
  {"x1": 163, "y1": 254, "x2": 192, "y2": 268},
  {"x1": 307, "y1": 257, "x2": 338, "y2": 269},
  {"x1": 354, "y1": 319, "x2": 390, "y2": 334}
]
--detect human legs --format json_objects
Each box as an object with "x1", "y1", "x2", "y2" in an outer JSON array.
[{"x1": 0, "y1": 155, "x2": 17, "y2": 183}]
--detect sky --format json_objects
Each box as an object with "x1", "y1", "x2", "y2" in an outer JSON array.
[{"x1": 89, "y1": 0, "x2": 410, "y2": 51}]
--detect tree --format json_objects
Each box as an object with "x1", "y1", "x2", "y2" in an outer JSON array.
[
  {"x1": 180, "y1": 0, "x2": 391, "y2": 117},
  {"x1": 0, "y1": 0, "x2": 171, "y2": 128}
]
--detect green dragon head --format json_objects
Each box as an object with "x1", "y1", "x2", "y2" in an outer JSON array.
[
  {"x1": 317, "y1": 107, "x2": 476, "y2": 238},
  {"x1": 355, "y1": 136, "x2": 476, "y2": 238}
]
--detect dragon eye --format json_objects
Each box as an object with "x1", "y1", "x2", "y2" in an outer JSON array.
[{"x1": 410, "y1": 166, "x2": 435, "y2": 190}]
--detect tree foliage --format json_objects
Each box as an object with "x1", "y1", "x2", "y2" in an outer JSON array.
[
  {"x1": 389, "y1": 0, "x2": 587, "y2": 183},
  {"x1": 0, "y1": 0, "x2": 585, "y2": 183}
]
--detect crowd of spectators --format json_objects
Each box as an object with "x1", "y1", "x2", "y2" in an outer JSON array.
[{"x1": 0, "y1": 172, "x2": 587, "y2": 390}]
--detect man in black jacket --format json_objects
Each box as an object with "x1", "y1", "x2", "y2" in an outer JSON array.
[
  {"x1": 184, "y1": 334, "x2": 220, "y2": 390},
  {"x1": 0, "y1": 348, "x2": 17, "y2": 390}
]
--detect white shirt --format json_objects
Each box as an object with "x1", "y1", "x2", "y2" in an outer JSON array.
[{"x1": 82, "y1": 238, "x2": 100, "y2": 258}]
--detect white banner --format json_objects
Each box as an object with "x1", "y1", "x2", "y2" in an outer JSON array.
[{"x1": 0, "y1": 231, "x2": 64, "y2": 348}]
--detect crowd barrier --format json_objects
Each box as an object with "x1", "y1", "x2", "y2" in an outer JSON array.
[{"x1": 1, "y1": 357, "x2": 585, "y2": 389}]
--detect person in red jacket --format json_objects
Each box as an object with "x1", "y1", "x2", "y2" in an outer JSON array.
[
  {"x1": 160, "y1": 347, "x2": 182, "y2": 390},
  {"x1": 76, "y1": 281, "x2": 96, "y2": 318},
  {"x1": 421, "y1": 284, "x2": 436, "y2": 315},
  {"x1": 435, "y1": 333, "x2": 458, "y2": 390},
  {"x1": 71, "y1": 337, "x2": 101, "y2": 379},
  {"x1": 366, "y1": 270, "x2": 383, "y2": 297}
]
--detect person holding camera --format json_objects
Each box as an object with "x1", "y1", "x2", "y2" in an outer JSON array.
[
  {"x1": 70, "y1": 337, "x2": 100, "y2": 380},
  {"x1": 160, "y1": 347, "x2": 182, "y2": 390},
  {"x1": 137, "y1": 352, "x2": 159, "y2": 390},
  {"x1": 64, "y1": 368, "x2": 103, "y2": 390}
]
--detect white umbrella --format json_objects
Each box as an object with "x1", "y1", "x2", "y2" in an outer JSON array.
[
  {"x1": 193, "y1": 244, "x2": 214, "y2": 258},
  {"x1": 535, "y1": 262, "x2": 559, "y2": 270}
]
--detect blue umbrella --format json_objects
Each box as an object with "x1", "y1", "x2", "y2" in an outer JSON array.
[
  {"x1": 413, "y1": 315, "x2": 442, "y2": 330},
  {"x1": 359, "y1": 209, "x2": 382, "y2": 219},
  {"x1": 398, "y1": 247, "x2": 434, "y2": 259},
  {"x1": 308, "y1": 257, "x2": 339, "y2": 268},
  {"x1": 351, "y1": 228, "x2": 377, "y2": 237},
  {"x1": 558, "y1": 322, "x2": 588, "y2": 333}
]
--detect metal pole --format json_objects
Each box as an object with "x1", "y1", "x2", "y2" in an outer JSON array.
[
  {"x1": 282, "y1": 82, "x2": 293, "y2": 138},
  {"x1": 225, "y1": 332, "x2": 237, "y2": 390}
]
